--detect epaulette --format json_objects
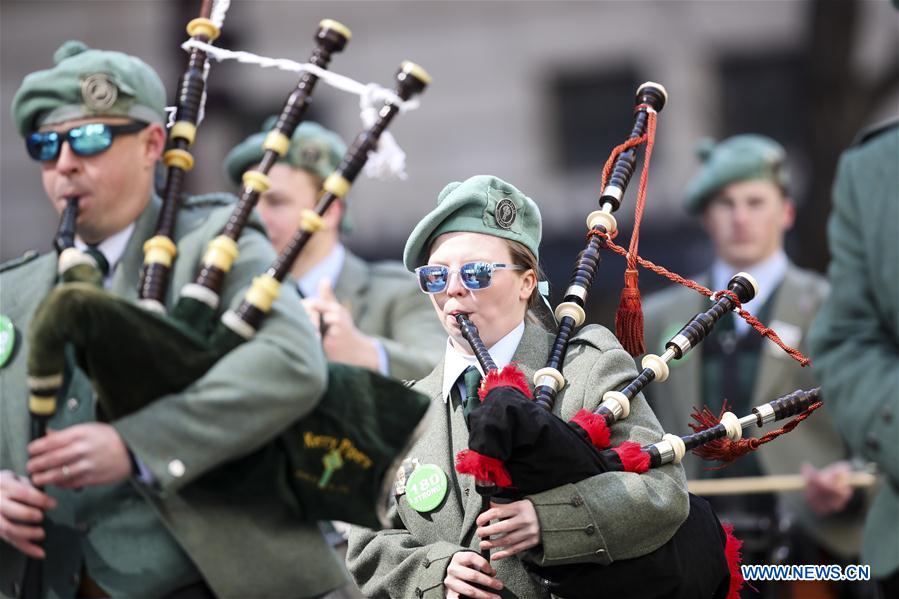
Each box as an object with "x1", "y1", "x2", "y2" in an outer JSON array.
[
  {"x1": 182, "y1": 192, "x2": 239, "y2": 210},
  {"x1": 0, "y1": 250, "x2": 40, "y2": 274},
  {"x1": 851, "y1": 117, "x2": 899, "y2": 147}
]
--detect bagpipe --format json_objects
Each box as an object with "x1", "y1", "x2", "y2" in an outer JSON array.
[
  {"x1": 451, "y1": 82, "x2": 824, "y2": 599},
  {"x1": 25, "y1": 2, "x2": 433, "y2": 537}
]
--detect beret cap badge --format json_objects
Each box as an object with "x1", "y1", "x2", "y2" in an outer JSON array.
[
  {"x1": 300, "y1": 146, "x2": 322, "y2": 166},
  {"x1": 81, "y1": 73, "x2": 118, "y2": 111},
  {"x1": 495, "y1": 198, "x2": 517, "y2": 229}
]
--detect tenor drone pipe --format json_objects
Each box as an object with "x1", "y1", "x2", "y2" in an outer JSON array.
[
  {"x1": 533, "y1": 82, "x2": 667, "y2": 413},
  {"x1": 589, "y1": 273, "x2": 758, "y2": 426},
  {"x1": 188, "y1": 19, "x2": 350, "y2": 304},
  {"x1": 227, "y1": 61, "x2": 431, "y2": 334},
  {"x1": 642, "y1": 387, "x2": 821, "y2": 469},
  {"x1": 139, "y1": 0, "x2": 219, "y2": 310}
]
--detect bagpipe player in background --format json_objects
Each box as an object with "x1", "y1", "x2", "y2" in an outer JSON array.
[
  {"x1": 346, "y1": 175, "x2": 689, "y2": 599},
  {"x1": 0, "y1": 41, "x2": 350, "y2": 598},
  {"x1": 643, "y1": 134, "x2": 870, "y2": 598},
  {"x1": 223, "y1": 118, "x2": 445, "y2": 382},
  {"x1": 224, "y1": 118, "x2": 446, "y2": 599}
]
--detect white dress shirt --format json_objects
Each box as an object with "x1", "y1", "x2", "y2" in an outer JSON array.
[{"x1": 75, "y1": 223, "x2": 134, "y2": 289}]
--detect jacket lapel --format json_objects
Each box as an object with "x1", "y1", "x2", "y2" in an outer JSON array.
[
  {"x1": 332, "y1": 250, "x2": 369, "y2": 320},
  {"x1": 110, "y1": 196, "x2": 161, "y2": 301},
  {"x1": 407, "y1": 362, "x2": 469, "y2": 535},
  {"x1": 662, "y1": 281, "x2": 708, "y2": 479},
  {"x1": 751, "y1": 265, "x2": 809, "y2": 406},
  {"x1": 457, "y1": 322, "x2": 549, "y2": 545}
]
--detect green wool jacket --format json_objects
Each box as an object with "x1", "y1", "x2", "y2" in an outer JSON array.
[
  {"x1": 333, "y1": 251, "x2": 444, "y2": 381},
  {"x1": 347, "y1": 321, "x2": 689, "y2": 598},
  {"x1": 0, "y1": 194, "x2": 346, "y2": 598},
  {"x1": 642, "y1": 265, "x2": 864, "y2": 559},
  {"x1": 809, "y1": 122, "x2": 899, "y2": 578}
]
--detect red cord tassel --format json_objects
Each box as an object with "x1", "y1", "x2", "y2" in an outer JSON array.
[
  {"x1": 455, "y1": 449, "x2": 513, "y2": 487},
  {"x1": 570, "y1": 409, "x2": 612, "y2": 449},
  {"x1": 690, "y1": 401, "x2": 823, "y2": 467},
  {"x1": 478, "y1": 364, "x2": 532, "y2": 401},
  {"x1": 615, "y1": 268, "x2": 645, "y2": 356},
  {"x1": 722, "y1": 523, "x2": 745, "y2": 599},
  {"x1": 611, "y1": 441, "x2": 650, "y2": 473}
]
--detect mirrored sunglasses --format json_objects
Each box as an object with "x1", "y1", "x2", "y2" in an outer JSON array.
[
  {"x1": 26, "y1": 121, "x2": 149, "y2": 162},
  {"x1": 415, "y1": 262, "x2": 526, "y2": 294}
]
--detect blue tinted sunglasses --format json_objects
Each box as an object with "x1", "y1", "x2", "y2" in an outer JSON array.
[
  {"x1": 415, "y1": 262, "x2": 526, "y2": 294},
  {"x1": 26, "y1": 121, "x2": 149, "y2": 162}
]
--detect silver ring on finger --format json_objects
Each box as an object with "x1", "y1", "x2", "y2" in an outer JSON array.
[{"x1": 61, "y1": 464, "x2": 71, "y2": 479}]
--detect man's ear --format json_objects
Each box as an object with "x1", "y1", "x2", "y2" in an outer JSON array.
[
  {"x1": 322, "y1": 198, "x2": 344, "y2": 231},
  {"x1": 781, "y1": 197, "x2": 797, "y2": 232},
  {"x1": 143, "y1": 123, "x2": 166, "y2": 164}
]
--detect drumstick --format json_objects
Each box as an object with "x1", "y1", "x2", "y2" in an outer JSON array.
[{"x1": 688, "y1": 471, "x2": 877, "y2": 495}]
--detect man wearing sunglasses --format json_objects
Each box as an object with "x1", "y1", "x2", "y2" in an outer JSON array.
[
  {"x1": 224, "y1": 119, "x2": 445, "y2": 382},
  {"x1": 1, "y1": 41, "x2": 347, "y2": 598}
]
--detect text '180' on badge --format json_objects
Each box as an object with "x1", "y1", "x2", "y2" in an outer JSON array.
[{"x1": 404, "y1": 463, "x2": 448, "y2": 513}]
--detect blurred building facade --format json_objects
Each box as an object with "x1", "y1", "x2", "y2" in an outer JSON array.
[{"x1": 2, "y1": 0, "x2": 896, "y2": 318}]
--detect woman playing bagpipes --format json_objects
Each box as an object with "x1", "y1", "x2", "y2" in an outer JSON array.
[
  {"x1": 0, "y1": 40, "x2": 349, "y2": 598},
  {"x1": 346, "y1": 175, "x2": 690, "y2": 599}
]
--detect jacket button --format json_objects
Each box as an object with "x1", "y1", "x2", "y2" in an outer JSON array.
[
  {"x1": 882, "y1": 407, "x2": 894, "y2": 423},
  {"x1": 571, "y1": 495, "x2": 584, "y2": 507},
  {"x1": 584, "y1": 524, "x2": 595, "y2": 535},
  {"x1": 168, "y1": 459, "x2": 186, "y2": 477},
  {"x1": 66, "y1": 397, "x2": 80, "y2": 411},
  {"x1": 865, "y1": 434, "x2": 881, "y2": 453},
  {"x1": 415, "y1": 587, "x2": 423, "y2": 597},
  {"x1": 463, "y1": 488, "x2": 470, "y2": 497},
  {"x1": 75, "y1": 521, "x2": 90, "y2": 534}
]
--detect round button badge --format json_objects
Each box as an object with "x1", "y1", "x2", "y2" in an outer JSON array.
[
  {"x1": 405, "y1": 463, "x2": 448, "y2": 512},
  {"x1": 0, "y1": 315, "x2": 16, "y2": 368}
]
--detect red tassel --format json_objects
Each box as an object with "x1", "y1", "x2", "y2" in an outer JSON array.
[
  {"x1": 615, "y1": 268, "x2": 645, "y2": 356},
  {"x1": 570, "y1": 409, "x2": 611, "y2": 449},
  {"x1": 689, "y1": 401, "x2": 822, "y2": 468},
  {"x1": 455, "y1": 449, "x2": 513, "y2": 487},
  {"x1": 611, "y1": 441, "x2": 650, "y2": 473},
  {"x1": 478, "y1": 364, "x2": 532, "y2": 401},
  {"x1": 722, "y1": 522, "x2": 745, "y2": 599}
]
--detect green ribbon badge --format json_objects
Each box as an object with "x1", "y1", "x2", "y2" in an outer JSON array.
[
  {"x1": 405, "y1": 463, "x2": 448, "y2": 512},
  {"x1": 0, "y1": 315, "x2": 15, "y2": 368}
]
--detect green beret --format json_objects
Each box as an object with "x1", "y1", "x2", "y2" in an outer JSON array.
[
  {"x1": 403, "y1": 175, "x2": 542, "y2": 271},
  {"x1": 223, "y1": 118, "x2": 346, "y2": 185},
  {"x1": 11, "y1": 40, "x2": 166, "y2": 135},
  {"x1": 684, "y1": 134, "x2": 790, "y2": 214},
  {"x1": 224, "y1": 118, "x2": 348, "y2": 229}
]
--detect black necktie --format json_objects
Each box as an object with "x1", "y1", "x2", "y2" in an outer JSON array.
[{"x1": 84, "y1": 245, "x2": 110, "y2": 277}]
